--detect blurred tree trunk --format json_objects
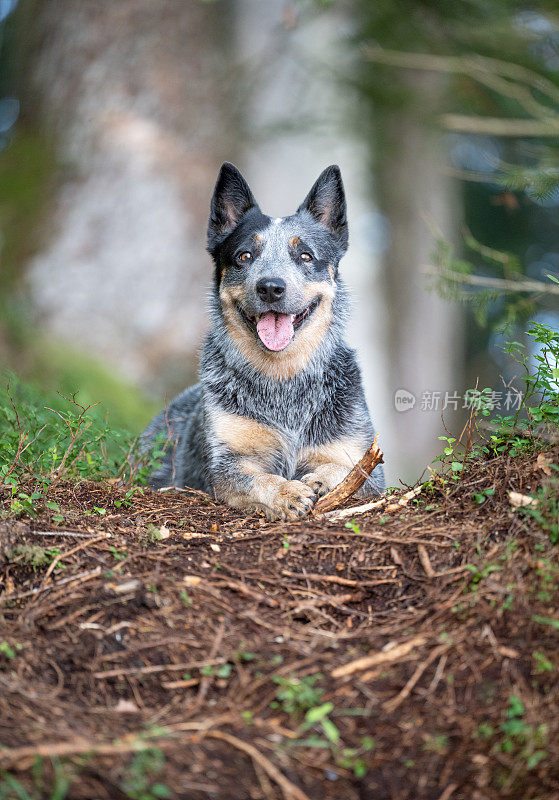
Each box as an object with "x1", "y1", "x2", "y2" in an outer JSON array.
[
  {"x1": 375, "y1": 73, "x2": 462, "y2": 481},
  {"x1": 20, "y1": 0, "x2": 238, "y2": 391}
]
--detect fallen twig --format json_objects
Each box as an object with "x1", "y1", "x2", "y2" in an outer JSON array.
[
  {"x1": 332, "y1": 636, "x2": 426, "y2": 679},
  {"x1": 383, "y1": 644, "x2": 450, "y2": 713},
  {"x1": 321, "y1": 485, "x2": 422, "y2": 522},
  {"x1": 42, "y1": 534, "x2": 109, "y2": 583},
  {"x1": 217, "y1": 578, "x2": 279, "y2": 607},
  {"x1": 0, "y1": 567, "x2": 102, "y2": 603},
  {"x1": 282, "y1": 570, "x2": 397, "y2": 588},
  {"x1": 32, "y1": 530, "x2": 102, "y2": 539},
  {"x1": 204, "y1": 730, "x2": 311, "y2": 800},
  {"x1": 311, "y1": 436, "x2": 384, "y2": 515},
  {"x1": 93, "y1": 658, "x2": 226, "y2": 680},
  {"x1": 417, "y1": 545, "x2": 436, "y2": 578},
  {"x1": 0, "y1": 736, "x2": 178, "y2": 768},
  {"x1": 385, "y1": 485, "x2": 423, "y2": 512}
]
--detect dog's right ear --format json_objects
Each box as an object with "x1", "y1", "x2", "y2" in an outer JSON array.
[{"x1": 207, "y1": 162, "x2": 258, "y2": 251}]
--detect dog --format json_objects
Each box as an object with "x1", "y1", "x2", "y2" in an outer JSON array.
[{"x1": 141, "y1": 162, "x2": 385, "y2": 520}]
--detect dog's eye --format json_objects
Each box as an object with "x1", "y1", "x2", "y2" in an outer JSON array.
[
  {"x1": 237, "y1": 252, "x2": 252, "y2": 264},
  {"x1": 300, "y1": 253, "x2": 312, "y2": 262}
]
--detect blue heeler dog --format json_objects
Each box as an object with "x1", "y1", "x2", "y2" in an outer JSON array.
[{"x1": 141, "y1": 162, "x2": 385, "y2": 520}]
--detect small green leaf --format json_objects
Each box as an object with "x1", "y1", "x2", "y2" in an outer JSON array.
[
  {"x1": 305, "y1": 702, "x2": 334, "y2": 725},
  {"x1": 321, "y1": 717, "x2": 340, "y2": 743},
  {"x1": 532, "y1": 615, "x2": 559, "y2": 630}
]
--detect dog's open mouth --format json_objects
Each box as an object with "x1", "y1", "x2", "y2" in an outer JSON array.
[{"x1": 238, "y1": 297, "x2": 321, "y2": 352}]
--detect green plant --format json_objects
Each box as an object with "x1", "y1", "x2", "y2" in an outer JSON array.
[
  {"x1": 0, "y1": 375, "x2": 163, "y2": 521},
  {"x1": 289, "y1": 704, "x2": 375, "y2": 778},
  {"x1": 108, "y1": 546, "x2": 127, "y2": 561},
  {"x1": 531, "y1": 615, "x2": 559, "y2": 630},
  {"x1": 143, "y1": 524, "x2": 164, "y2": 543},
  {"x1": 519, "y1": 323, "x2": 559, "y2": 427},
  {"x1": 6, "y1": 544, "x2": 64, "y2": 571},
  {"x1": 433, "y1": 436, "x2": 465, "y2": 477},
  {"x1": 114, "y1": 487, "x2": 144, "y2": 509},
  {"x1": 9, "y1": 491, "x2": 43, "y2": 518},
  {"x1": 120, "y1": 748, "x2": 170, "y2": 800},
  {"x1": 234, "y1": 649, "x2": 255, "y2": 662},
  {"x1": 434, "y1": 323, "x2": 558, "y2": 476},
  {"x1": 533, "y1": 651, "x2": 554, "y2": 674},
  {"x1": 344, "y1": 519, "x2": 361, "y2": 534},
  {"x1": 475, "y1": 722, "x2": 495, "y2": 740},
  {"x1": 270, "y1": 674, "x2": 324, "y2": 717},
  {"x1": 422, "y1": 733, "x2": 448, "y2": 754},
  {"x1": 0, "y1": 641, "x2": 22, "y2": 659},
  {"x1": 472, "y1": 487, "x2": 495, "y2": 505},
  {"x1": 0, "y1": 756, "x2": 76, "y2": 800},
  {"x1": 520, "y1": 475, "x2": 559, "y2": 545},
  {"x1": 498, "y1": 695, "x2": 548, "y2": 770},
  {"x1": 464, "y1": 562, "x2": 501, "y2": 590},
  {"x1": 179, "y1": 591, "x2": 192, "y2": 607}
]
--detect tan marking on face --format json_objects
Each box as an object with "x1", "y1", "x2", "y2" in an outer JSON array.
[
  {"x1": 301, "y1": 279, "x2": 334, "y2": 306},
  {"x1": 289, "y1": 236, "x2": 301, "y2": 248},
  {"x1": 298, "y1": 436, "x2": 367, "y2": 471},
  {"x1": 219, "y1": 284, "x2": 246, "y2": 305},
  {"x1": 219, "y1": 280, "x2": 335, "y2": 381},
  {"x1": 212, "y1": 410, "x2": 282, "y2": 457},
  {"x1": 254, "y1": 233, "x2": 264, "y2": 243},
  {"x1": 328, "y1": 263, "x2": 335, "y2": 281}
]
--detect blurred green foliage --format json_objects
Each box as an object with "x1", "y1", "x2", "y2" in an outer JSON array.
[{"x1": 0, "y1": 128, "x2": 55, "y2": 292}]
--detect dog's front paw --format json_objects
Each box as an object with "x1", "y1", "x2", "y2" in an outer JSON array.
[
  {"x1": 301, "y1": 465, "x2": 349, "y2": 498},
  {"x1": 300, "y1": 472, "x2": 329, "y2": 498},
  {"x1": 266, "y1": 480, "x2": 316, "y2": 522}
]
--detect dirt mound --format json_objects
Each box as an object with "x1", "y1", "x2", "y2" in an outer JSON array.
[{"x1": 1, "y1": 449, "x2": 558, "y2": 799}]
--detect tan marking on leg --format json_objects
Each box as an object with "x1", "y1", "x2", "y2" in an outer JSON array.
[
  {"x1": 299, "y1": 436, "x2": 368, "y2": 496},
  {"x1": 299, "y1": 436, "x2": 366, "y2": 469},
  {"x1": 328, "y1": 263, "x2": 335, "y2": 281},
  {"x1": 212, "y1": 410, "x2": 281, "y2": 457}
]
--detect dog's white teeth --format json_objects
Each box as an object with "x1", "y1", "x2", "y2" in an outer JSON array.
[{"x1": 290, "y1": 314, "x2": 295, "y2": 322}]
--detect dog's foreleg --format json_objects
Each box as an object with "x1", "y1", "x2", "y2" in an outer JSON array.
[
  {"x1": 218, "y1": 459, "x2": 318, "y2": 520},
  {"x1": 298, "y1": 436, "x2": 376, "y2": 498},
  {"x1": 208, "y1": 410, "x2": 317, "y2": 521},
  {"x1": 214, "y1": 459, "x2": 317, "y2": 521}
]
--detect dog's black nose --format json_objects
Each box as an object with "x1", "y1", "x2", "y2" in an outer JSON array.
[{"x1": 256, "y1": 278, "x2": 286, "y2": 303}]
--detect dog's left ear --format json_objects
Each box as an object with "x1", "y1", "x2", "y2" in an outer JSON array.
[
  {"x1": 207, "y1": 162, "x2": 259, "y2": 251},
  {"x1": 297, "y1": 165, "x2": 348, "y2": 250}
]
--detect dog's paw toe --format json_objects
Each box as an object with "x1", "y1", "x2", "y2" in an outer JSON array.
[
  {"x1": 270, "y1": 480, "x2": 316, "y2": 521},
  {"x1": 301, "y1": 473, "x2": 329, "y2": 497}
]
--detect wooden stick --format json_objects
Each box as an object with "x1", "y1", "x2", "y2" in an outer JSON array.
[
  {"x1": 383, "y1": 644, "x2": 449, "y2": 713},
  {"x1": 319, "y1": 497, "x2": 387, "y2": 522},
  {"x1": 205, "y1": 730, "x2": 311, "y2": 800},
  {"x1": 311, "y1": 436, "x2": 384, "y2": 516},
  {"x1": 317, "y1": 482, "x2": 422, "y2": 523},
  {"x1": 332, "y1": 635, "x2": 426, "y2": 679}
]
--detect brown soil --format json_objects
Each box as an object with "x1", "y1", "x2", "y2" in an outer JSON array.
[{"x1": 0, "y1": 449, "x2": 558, "y2": 800}]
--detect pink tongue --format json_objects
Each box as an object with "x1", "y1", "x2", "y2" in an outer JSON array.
[{"x1": 256, "y1": 312, "x2": 294, "y2": 351}]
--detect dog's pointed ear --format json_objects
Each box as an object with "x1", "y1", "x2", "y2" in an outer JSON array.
[
  {"x1": 207, "y1": 162, "x2": 258, "y2": 250},
  {"x1": 297, "y1": 165, "x2": 348, "y2": 250}
]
